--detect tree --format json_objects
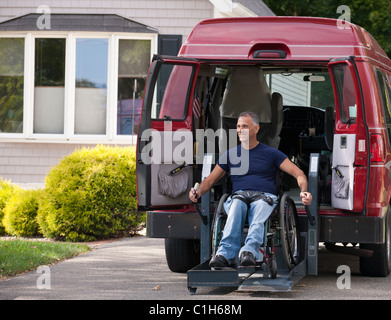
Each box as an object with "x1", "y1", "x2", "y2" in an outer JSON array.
[{"x1": 263, "y1": 0, "x2": 391, "y2": 57}]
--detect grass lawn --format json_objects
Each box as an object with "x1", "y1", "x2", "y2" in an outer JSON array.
[{"x1": 0, "y1": 239, "x2": 90, "y2": 279}]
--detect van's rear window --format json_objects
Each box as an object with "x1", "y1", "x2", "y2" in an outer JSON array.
[
  {"x1": 375, "y1": 69, "x2": 391, "y2": 126},
  {"x1": 151, "y1": 64, "x2": 194, "y2": 120},
  {"x1": 332, "y1": 64, "x2": 357, "y2": 124}
]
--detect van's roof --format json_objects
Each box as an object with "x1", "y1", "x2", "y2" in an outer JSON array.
[{"x1": 180, "y1": 16, "x2": 389, "y2": 66}]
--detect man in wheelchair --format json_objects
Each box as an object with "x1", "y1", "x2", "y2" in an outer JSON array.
[{"x1": 189, "y1": 111, "x2": 312, "y2": 268}]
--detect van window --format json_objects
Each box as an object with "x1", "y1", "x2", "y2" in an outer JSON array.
[
  {"x1": 151, "y1": 64, "x2": 194, "y2": 120},
  {"x1": 375, "y1": 69, "x2": 391, "y2": 138},
  {"x1": 268, "y1": 72, "x2": 334, "y2": 109},
  {"x1": 331, "y1": 64, "x2": 357, "y2": 124}
]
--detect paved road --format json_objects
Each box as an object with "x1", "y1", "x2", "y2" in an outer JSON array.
[{"x1": 0, "y1": 235, "x2": 390, "y2": 300}]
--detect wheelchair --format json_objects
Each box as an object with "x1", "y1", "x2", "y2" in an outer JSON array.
[{"x1": 210, "y1": 175, "x2": 303, "y2": 279}]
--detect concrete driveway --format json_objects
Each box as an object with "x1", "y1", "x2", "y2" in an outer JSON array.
[
  {"x1": 0, "y1": 236, "x2": 185, "y2": 300},
  {"x1": 0, "y1": 235, "x2": 390, "y2": 300}
]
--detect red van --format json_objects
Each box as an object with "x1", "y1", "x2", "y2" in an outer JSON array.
[{"x1": 137, "y1": 16, "x2": 391, "y2": 277}]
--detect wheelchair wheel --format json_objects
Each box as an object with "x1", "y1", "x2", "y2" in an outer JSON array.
[
  {"x1": 279, "y1": 193, "x2": 301, "y2": 269},
  {"x1": 212, "y1": 213, "x2": 226, "y2": 255},
  {"x1": 211, "y1": 193, "x2": 229, "y2": 255}
]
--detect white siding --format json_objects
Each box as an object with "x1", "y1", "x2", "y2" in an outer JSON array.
[
  {"x1": 0, "y1": 142, "x2": 127, "y2": 186},
  {"x1": 269, "y1": 74, "x2": 311, "y2": 106}
]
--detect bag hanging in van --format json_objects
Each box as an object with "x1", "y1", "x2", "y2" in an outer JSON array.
[
  {"x1": 332, "y1": 166, "x2": 349, "y2": 199},
  {"x1": 157, "y1": 165, "x2": 190, "y2": 198}
]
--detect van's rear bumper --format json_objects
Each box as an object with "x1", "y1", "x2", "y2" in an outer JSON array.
[
  {"x1": 319, "y1": 215, "x2": 384, "y2": 244},
  {"x1": 146, "y1": 211, "x2": 201, "y2": 239},
  {"x1": 147, "y1": 211, "x2": 385, "y2": 244}
]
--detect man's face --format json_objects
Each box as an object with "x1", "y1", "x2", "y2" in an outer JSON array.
[{"x1": 236, "y1": 115, "x2": 259, "y2": 143}]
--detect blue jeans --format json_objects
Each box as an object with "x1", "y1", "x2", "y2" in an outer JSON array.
[{"x1": 216, "y1": 191, "x2": 277, "y2": 263}]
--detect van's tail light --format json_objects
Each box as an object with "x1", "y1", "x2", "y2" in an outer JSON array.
[{"x1": 370, "y1": 134, "x2": 385, "y2": 162}]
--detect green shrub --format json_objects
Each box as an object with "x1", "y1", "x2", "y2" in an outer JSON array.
[
  {"x1": 2, "y1": 189, "x2": 42, "y2": 237},
  {"x1": 38, "y1": 145, "x2": 144, "y2": 241},
  {"x1": 0, "y1": 179, "x2": 22, "y2": 235}
]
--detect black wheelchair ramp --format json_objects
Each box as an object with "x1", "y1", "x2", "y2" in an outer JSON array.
[{"x1": 187, "y1": 249, "x2": 307, "y2": 294}]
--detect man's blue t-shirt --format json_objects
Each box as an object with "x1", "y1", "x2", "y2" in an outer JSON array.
[{"x1": 217, "y1": 143, "x2": 288, "y2": 196}]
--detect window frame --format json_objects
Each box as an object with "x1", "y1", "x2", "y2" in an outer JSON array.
[
  {"x1": 113, "y1": 35, "x2": 155, "y2": 142},
  {"x1": 0, "y1": 31, "x2": 157, "y2": 144},
  {"x1": 374, "y1": 67, "x2": 391, "y2": 146},
  {"x1": 71, "y1": 34, "x2": 111, "y2": 140},
  {"x1": 30, "y1": 34, "x2": 67, "y2": 137},
  {"x1": 330, "y1": 63, "x2": 357, "y2": 125}
]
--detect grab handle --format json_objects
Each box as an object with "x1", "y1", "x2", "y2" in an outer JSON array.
[{"x1": 193, "y1": 183, "x2": 207, "y2": 225}]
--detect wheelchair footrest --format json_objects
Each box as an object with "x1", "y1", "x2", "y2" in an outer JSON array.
[{"x1": 237, "y1": 261, "x2": 266, "y2": 270}]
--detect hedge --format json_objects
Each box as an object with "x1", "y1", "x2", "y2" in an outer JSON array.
[
  {"x1": 0, "y1": 145, "x2": 144, "y2": 241},
  {"x1": 0, "y1": 179, "x2": 21, "y2": 235},
  {"x1": 2, "y1": 189, "x2": 41, "y2": 237},
  {"x1": 37, "y1": 145, "x2": 144, "y2": 241}
]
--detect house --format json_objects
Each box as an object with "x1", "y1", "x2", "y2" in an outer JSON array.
[{"x1": 0, "y1": 0, "x2": 275, "y2": 187}]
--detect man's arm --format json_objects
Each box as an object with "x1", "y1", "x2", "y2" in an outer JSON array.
[
  {"x1": 189, "y1": 165, "x2": 227, "y2": 202},
  {"x1": 279, "y1": 158, "x2": 312, "y2": 205}
]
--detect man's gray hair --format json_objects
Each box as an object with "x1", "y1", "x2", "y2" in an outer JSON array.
[{"x1": 238, "y1": 111, "x2": 259, "y2": 125}]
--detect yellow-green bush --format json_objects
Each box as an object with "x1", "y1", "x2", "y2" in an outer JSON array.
[
  {"x1": 0, "y1": 179, "x2": 22, "y2": 235},
  {"x1": 37, "y1": 145, "x2": 144, "y2": 241},
  {"x1": 2, "y1": 189, "x2": 42, "y2": 237}
]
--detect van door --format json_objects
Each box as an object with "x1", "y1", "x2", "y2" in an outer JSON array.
[
  {"x1": 328, "y1": 58, "x2": 368, "y2": 212},
  {"x1": 137, "y1": 55, "x2": 200, "y2": 210}
]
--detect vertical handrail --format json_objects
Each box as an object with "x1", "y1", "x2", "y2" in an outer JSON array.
[{"x1": 307, "y1": 153, "x2": 319, "y2": 275}]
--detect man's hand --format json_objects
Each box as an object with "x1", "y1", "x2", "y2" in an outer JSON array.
[
  {"x1": 300, "y1": 191, "x2": 312, "y2": 206},
  {"x1": 188, "y1": 166, "x2": 226, "y2": 203},
  {"x1": 189, "y1": 186, "x2": 199, "y2": 203}
]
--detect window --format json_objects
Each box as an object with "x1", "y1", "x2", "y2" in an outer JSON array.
[
  {"x1": 269, "y1": 72, "x2": 334, "y2": 109},
  {"x1": 375, "y1": 69, "x2": 391, "y2": 138},
  {"x1": 331, "y1": 64, "x2": 357, "y2": 124},
  {"x1": 75, "y1": 38, "x2": 108, "y2": 135},
  {"x1": 34, "y1": 38, "x2": 66, "y2": 134},
  {"x1": 151, "y1": 64, "x2": 194, "y2": 120},
  {"x1": 310, "y1": 73, "x2": 334, "y2": 109},
  {"x1": 0, "y1": 32, "x2": 155, "y2": 141},
  {"x1": 117, "y1": 39, "x2": 150, "y2": 135},
  {"x1": 0, "y1": 38, "x2": 24, "y2": 133}
]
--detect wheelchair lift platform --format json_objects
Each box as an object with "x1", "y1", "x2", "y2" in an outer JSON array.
[{"x1": 187, "y1": 247, "x2": 307, "y2": 294}]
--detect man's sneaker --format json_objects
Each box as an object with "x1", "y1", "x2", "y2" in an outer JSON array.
[
  {"x1": 239, "y1": 251, "x2": 256, "y2": 267},
  {"x1": 209, "y1": 255, "x2": 229, "y2": 268}
]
